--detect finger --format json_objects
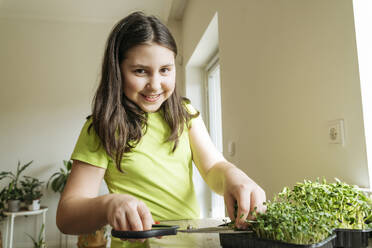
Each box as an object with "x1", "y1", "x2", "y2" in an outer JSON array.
[
  {"x1": 125, "y1": 205, "x2": 144, "y2": 231},
  {"x1": 236, "y1": 190, "x2": 251, "y2": 229},
  {"x1": 224, "y1": 192, "x2": 236, "y2": 221},
  {"x1": 115, "y1": 212, "x2": 130, "y2": 231},
  {"x1": 251, "y1": 188, "x2": 267, "y2": 216},
  {"x1": 137, "y1": 202, "x2": 153, "y2": 231},
  {"x1": 247, "y1": 192, "x2": 257, "y2": 220},
  {"x1": 111, "y1": 218, "x2": 120, "y2": 231}
]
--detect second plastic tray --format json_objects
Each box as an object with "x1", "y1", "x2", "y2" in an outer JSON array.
[
  {"x1": 219, "y1": 233, "x2": 337, "y2": 248},
  {"x1": 334, "y1": 228, "x2": 372, "y2": 248}
]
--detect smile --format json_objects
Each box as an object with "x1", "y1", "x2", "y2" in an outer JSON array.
[{"x1": 141, "y1": 93, "x2": 162, "y2": 102}]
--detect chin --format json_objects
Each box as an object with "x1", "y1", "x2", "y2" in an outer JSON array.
[{"x1": 140, "y1": 104, "x2": 162, "y2": 113}]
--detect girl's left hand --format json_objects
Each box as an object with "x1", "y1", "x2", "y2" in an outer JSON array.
[{"x1": 223, "y1": 166, "x2": 266, "y2": 229}]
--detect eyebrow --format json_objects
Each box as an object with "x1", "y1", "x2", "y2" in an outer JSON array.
[{"x1": 129, "y1": 63, "x2": 174, "y2": 68}]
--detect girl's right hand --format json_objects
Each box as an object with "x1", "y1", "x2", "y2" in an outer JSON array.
[{"x1": 106, "y1": 193, "x2": 154, "y2": 242}]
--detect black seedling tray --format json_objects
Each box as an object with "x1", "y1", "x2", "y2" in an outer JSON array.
[
  {"x1": 219, "y1": 232, "x2": 255, "y2": 248},
  {"x1": 334, "y1": 228, "x2": 372, "y2": 248},
  {"x1": 220, "y1": 233, "x2": 337, "y2": 248}
]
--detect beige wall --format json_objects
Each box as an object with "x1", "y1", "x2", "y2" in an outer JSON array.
[
  {"x1": 0, "y1": 17, "x2": 112, "y2": 246},
  {"x1": 182, "y1": 0, "x2": 368, "y2": 199},
  {"x1": 167, "y1": 19, "x2": 185, "y2": 96}
]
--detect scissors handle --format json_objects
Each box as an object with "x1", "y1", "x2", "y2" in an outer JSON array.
[{"x1": 111, "y1": 224, "x2": 179, "y2": 239}]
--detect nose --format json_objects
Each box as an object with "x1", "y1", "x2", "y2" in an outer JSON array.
[{"x1": 147, "y1": 73, "x2": 162, "y2": 91}]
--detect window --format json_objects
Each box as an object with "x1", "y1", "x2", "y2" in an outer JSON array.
[
  {"x1": 353, "y1": 0, "x2": 372, "y2": 189},
  {"x1": 205, "y1": 54, "x2": 225, "y2": 217}
]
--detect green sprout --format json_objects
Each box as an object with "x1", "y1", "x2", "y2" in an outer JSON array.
[{"x1": 248, "y1": 178, "x2": 372, "y2": 245}]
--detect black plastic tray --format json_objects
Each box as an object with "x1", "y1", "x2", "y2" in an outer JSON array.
[
  {"x1": 334, "y1": 228, "x2": 372, "y2": 248},
  {"x1": 219, "y1": 233, "x2": 337, "y2": 248}
]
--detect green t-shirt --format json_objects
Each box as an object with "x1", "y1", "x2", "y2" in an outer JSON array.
[{"x1": 70, "y1": 107, "x2": 200, "y2": 247}]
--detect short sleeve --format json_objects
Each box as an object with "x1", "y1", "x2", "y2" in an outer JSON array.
[
  {"x1": 183, "y1": 101, "x2": 200, "y2": 128},
  {"x1": 70, "y1": 118, "x2": 110, "y2": 169},
  {"x1": 185, "y1": 102, "x2": 198, "y2": 115}
]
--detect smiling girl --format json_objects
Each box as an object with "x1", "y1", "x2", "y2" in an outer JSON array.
[{"x1": 56, "y1": 11, "x2": 266, "y2": 248}]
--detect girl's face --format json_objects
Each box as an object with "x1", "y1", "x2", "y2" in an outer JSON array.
[{"x1": 121, "y1": 43, "x2": 176, "y2": 113}]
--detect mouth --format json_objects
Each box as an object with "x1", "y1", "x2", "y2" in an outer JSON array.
[{"x1": 141, "y1": 93, "x2": 162, "y2": 102}]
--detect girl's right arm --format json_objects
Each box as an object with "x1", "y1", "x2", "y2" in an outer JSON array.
[{"x1": 56, "y1": 160, "x2": 154, "y2": 235}]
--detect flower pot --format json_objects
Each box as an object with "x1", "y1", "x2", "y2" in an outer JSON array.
[
  {"x1": 334, "y1": 228, "x2": 372, "y2": 248},
  {"x1": 7, "y1": 200, "x2": 20, "y2": 212},
  {"x1": 27, "y1": 199, "x2": 40, "y2": 211},
  {"x1": 77, "y1": 227, "x2": 107, "y2": 248},
  {"x1": 219, "y1": 233, "x2": 337, "y2": 248}
]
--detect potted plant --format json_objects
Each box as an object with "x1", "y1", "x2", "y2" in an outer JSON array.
[
  {"x1": 21, "y1": 176, "x2": 44, "y2": 211},
  {"x1": 26, "y1": 223, "x2": 46, "y2": 248},
  {"x1": 0, "y1": 160, "x2": 33, "y2": 212},
  {"x1": 0, "y1": 187, "x2": 7, "y2": 248},
  {"x1": 4, "y1": 183, "x2": 24, "y2": 212},
  {"x1": 77, "y1": 226, "x2": 108, "y2": 248},
  {"x1": 47, "y1": 160, "x2": 72, "y2": 194}
]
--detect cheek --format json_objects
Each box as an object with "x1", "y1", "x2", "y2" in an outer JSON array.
[
  {"x1": 163, "y1": 74, "x2": 176, "y2": 92},
  {"x1": 123, "y1": 75, "x2": 147, "y2": 93}
]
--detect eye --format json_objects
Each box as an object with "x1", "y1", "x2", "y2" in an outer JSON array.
[
  {"x1": 134, "y1": 69, "x2": 146, "y2": 75},
  {"x1": 160, "y1": 67, "x2": 171, "y2": 73}
]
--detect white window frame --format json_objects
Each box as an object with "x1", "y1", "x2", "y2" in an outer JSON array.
[
  {"x1": 204, "y1": 53, "x2": 225, "y2": 218},
  {"x1": 353, "y1": 0, "x2": 372, "y2": 190}
]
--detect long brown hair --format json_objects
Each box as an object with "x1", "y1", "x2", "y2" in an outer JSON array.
[{"x1": 89, "y1": 11, "x2": 198, "y2": 172}]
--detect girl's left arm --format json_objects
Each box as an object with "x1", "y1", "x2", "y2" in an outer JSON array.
[{"x1": 189, "y1": 114, "x2": 266, "y2": 228}]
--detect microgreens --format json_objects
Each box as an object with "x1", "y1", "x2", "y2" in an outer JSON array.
[{"x1": 248, "y1": 178, "x2": 372, "y2": 245}]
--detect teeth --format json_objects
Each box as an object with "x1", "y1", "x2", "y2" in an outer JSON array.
[{"x1": 146, "y1": 94, "x2": 160, "y2": 98}]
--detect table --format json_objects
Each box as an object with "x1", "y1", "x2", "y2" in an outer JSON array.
[
  {"x1": 144, "y1": 219, "x2": 372, "y2": 248},
  {"x1": 3, "y1": 206, "x2": 48, "y2": 248},
  {"x1": 148, "y1": 218, "x2": 225, "y2": 248}
]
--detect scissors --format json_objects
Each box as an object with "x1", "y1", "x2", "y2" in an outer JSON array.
[{"x1": 111, "y1": 223, "x2": 252, "y2": 239}]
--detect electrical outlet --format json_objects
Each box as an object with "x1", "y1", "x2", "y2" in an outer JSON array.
[{"x1": 328, "y1": 119, "x2": 344, "y2": 145}]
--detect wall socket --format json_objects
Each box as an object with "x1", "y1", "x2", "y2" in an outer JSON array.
[{"x1": 328, "y1": 119, "x2": 345, "y2": 146}]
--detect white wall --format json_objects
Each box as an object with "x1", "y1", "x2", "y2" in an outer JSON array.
[
  {"x1": 182, "y1": 0, "x2": 368, "y2": 199},
  {"x1": 0, "y1": 17, "x2": 113, "y2": 247}
]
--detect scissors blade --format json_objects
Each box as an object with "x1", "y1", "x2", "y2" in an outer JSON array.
[{"x1": 178, "y1": 226, "x2": 252, "y2": 234}]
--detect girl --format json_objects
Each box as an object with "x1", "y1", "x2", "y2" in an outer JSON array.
[{"x1": 56, "y1": 11, "x2": 266, "y2": 247}]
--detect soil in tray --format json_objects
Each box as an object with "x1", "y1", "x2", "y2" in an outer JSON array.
[
  {"x1": 334, "y1": 228, "x2": 372, "y2": 248},
  {"x1": 220, "y1": 233, "x2": 337, "y2": 248}
]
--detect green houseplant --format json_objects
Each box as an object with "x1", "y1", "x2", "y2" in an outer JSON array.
[
  {"x1": 0, "y1": 188, "x2": 6, "y2": 218},
  {"x1": 47, "y1": 160, "x2": 72, "y2": 194},
  {"x1": 0, "y1": 160, "x2": 33, "y2": 211},
  {"x1": 26, "y1": 223, "x2": 46, "y2": 248},
  {"x1": 21, "y1": 176, "x2": 44, "y2": 211},
  {"x1": 0, "y1": 187, "x2": 7, "y2": 247}
]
